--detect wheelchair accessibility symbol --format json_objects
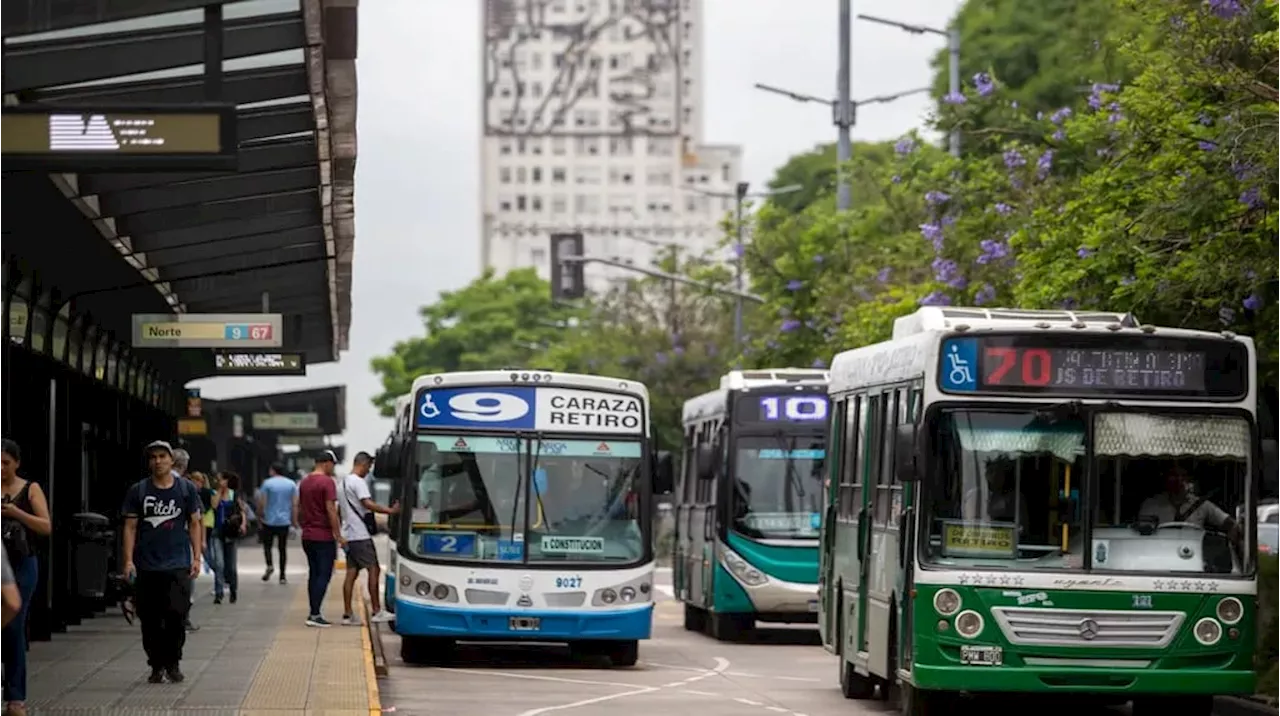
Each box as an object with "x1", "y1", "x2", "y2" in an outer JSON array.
[
  {"x1": 420, "y1": 393, "x2": 441, "y2": 419},
  {"x1": 941, "y1": 339, "x2": 978, "y2": 391}
]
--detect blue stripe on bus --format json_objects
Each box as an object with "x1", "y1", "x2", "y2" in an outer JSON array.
[{"x1": 392, "y1": 600, "x2": 654, "y2": 641}]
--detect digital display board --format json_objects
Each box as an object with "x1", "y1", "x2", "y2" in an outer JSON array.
[
  {"x1": 939, "y1": 334, "x2": 1248, "y2": 399},
  {"x1": 213, "y1": 352, "x2": 306, "y2": 376},
  {"x1": 1, "y1": 103, "x2": 238, "y2": 171},
  {"x1": 132, "y1": 313, "x2": 282, "y2": 349},
  {"x1": 735, "y1": 393, "x2": 830, "y2": 427}
]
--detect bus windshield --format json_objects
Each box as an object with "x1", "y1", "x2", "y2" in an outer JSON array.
[
  {"x1": 923, "y1": 409, "x2": 1252, "y2": 575},
  {"x1": 731, "y1": 435, "x2": 826, "y2": 540},
  {"x1": 407, "y1": 435, "x2": 643, "y2": 565}
]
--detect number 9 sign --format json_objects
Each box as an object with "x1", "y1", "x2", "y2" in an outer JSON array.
[{"x1": 448, "y1": 392, "x2": 531, "y2": 422}]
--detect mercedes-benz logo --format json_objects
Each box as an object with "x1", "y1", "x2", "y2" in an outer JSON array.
[
  {"x1": 1078, "y1": 618, "x2": 1100, "y2": 640},
  {"x1": 518, "y1": 574, "x2": 534, "y2": 592}
]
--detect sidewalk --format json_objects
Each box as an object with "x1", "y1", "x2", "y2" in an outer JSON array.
[{"x1": 24, "y1": 541, "x2": 379, "y2": 715}]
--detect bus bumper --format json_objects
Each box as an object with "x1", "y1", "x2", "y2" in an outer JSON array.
[
  {"x1": 911, "y1": 663, "x2": 1256, "y2": 696},
  {"x1": 392, "y1": 598, "x2": 654, "y2": 641}
]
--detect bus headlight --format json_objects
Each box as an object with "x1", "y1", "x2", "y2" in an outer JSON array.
[
  {"x1": 954, "y1": 610, "x2": 984, "y2": 638},
  {"x1": 415, "y1": 581, "x2": 432, "y2": 597},
  {"x1": 721, "y1": 549, "x2": 767, "y2": 587},
  {"x1": 601, "y1": 589, "x2": 618, "y2": 604},
  {"x1": 1193, "y1": 617, "x2": 1222, "y2": 646},
  {"x1": 433, "y1": 583, "x2": 450, "y2": 600},
  {"x1": 933, "y1": 588, "x2": 962, "y2": 617},
  {"x1": 400, "y1": 574, "x2": 413, "y2": 588},
  {"x1": 1216, "y1": 597, "x2": 1243, "y2": 625},
  {"x1": 620, "y1": 586, "x2": 637, "y2": 602}
]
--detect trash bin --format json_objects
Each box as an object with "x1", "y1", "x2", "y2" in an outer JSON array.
[{"x1": 71, "y1": 512, "x2": 112, "y2": 600}]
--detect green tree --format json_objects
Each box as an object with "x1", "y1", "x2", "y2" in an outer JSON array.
[
  {"x1": 368, "y1": 269, "x2": 584, "y2": 415},
  {"x1": 536, "y1": 250, "x2": 737, "y2": 451},
  {"x1": 764, "y1": 141, "x2": 897, "y2": 216}
]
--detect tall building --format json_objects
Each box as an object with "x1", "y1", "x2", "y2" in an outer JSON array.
[{"x1": 480, "y1": 0, "x2": 743, "y2": 292}]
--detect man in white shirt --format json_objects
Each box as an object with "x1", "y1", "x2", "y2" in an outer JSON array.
[
  {"x1": 339, "y1": 452, "x2": 399, "y2": 625},
  {"x1": 1138, "y1": 463, "x2": 1239, "y2": 541}
]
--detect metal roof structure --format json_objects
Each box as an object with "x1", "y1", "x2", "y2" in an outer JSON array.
[
  {"x1": 205, "y1": 384, "x2": 346, "y2": 434},
  {"x1": 2, "y1": 0, "x2": 356, "y2": 375}
]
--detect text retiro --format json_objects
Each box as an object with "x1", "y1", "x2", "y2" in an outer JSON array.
[{"x1": 545, "y1": 393, "x2": 642, "y2": 429}]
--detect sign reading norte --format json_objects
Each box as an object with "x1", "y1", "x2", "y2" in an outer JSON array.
[
  {"x1": 415, "y1": 386, "x2": 644, "y2": 434},
  {"x1": 132, "y1": 314, "x2": 283, "y2": 349}
]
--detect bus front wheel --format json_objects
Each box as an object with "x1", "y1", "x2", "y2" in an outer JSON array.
[
  {"x1": 607, "y1": 640, "x2": 639, "y2": 667},
  {"x1": 897, "y1": 682, "x2": 952, "y2": 716},
  {"x1": 400, "y1": 636, "x2": 455, "y2": 665},
  {"x1": 1132, "y1": 695, "x2": 1212, "y2": 716},
  {"x1": 839, "y1": 656, "x2": 876, "y2": 699},
  {"x1": 683, "y1": 604, "x2": 706, "y2": 632}
]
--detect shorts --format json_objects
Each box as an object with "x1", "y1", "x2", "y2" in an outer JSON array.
[{"x1": 344, "y1": 539, "x2": 378, "y2": 570}]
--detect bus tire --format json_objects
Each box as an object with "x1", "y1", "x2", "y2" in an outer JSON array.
[
  {"x1": 1132, "y1": 695, "x2": 1211, "y2": 716},
  {"x1": 710, "y1": 611, "x2": 749, "y2": 641},
  {"x1": 683, "y1": 604, "x2": 706, "y2": 632},
  {"x1": 607, "y1": 640, "x2": 639, "y2": 667},
  {"x1": 400, "y1": 636, "x2": 454, "y2": 665},
  {"x1": 839, "y1": 655, "x2": 876, "y2": 700},
  {"x1": 898, "y1": 682, "x2": 952, "y2": 716}
]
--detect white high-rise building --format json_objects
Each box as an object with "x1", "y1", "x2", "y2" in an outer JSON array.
[{"x1": 479, "y1": 0, "x2": 742, "y2": 292}]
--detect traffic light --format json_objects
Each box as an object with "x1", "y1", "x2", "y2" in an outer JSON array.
[{"x1": 549, "y1": 232, "x2": 585, "y2": 300}]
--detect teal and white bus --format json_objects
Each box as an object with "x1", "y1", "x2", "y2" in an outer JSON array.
[
  {"x1": 376, "y1": 370, "x2": 673, "y2": 667},
  {"x1": 674, "y1": 369, "x2": 831, "y2": 640}
]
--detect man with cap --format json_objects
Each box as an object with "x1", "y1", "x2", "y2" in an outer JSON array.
[
  {"x1": 121, "y1": 440, "x2": 204, "y2": 684},
  {"x1": 297, "y1": 450, "x2": 345, "y2": 627}
]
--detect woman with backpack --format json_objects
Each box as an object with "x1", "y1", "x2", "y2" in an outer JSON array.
[
  {"x1": 209, "y1": 471, "x2": 247, "y2": 604},
  {"x1": 1, "y1": 439, "x2": 51, "y2": 716}
]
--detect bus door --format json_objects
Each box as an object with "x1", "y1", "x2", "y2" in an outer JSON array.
[
  {"x1": 819, "y1": 398, "x2": 846, "y2": 652},
  {"x1": 852, "y1": 394, "x2": 878, "y2": 663}
]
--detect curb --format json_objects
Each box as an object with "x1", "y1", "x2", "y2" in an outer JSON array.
[
  {"x1": 355, "y1": 590, "x2": 383, "y2": 716},
  {"x1": 1215, "y1": 696, "x2": 1279, "y2": 716}
]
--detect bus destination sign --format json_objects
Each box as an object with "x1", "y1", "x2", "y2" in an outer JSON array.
[
  {"x1": 737, "y1": 393, "x2": 830, "y2": 427},
  {"x1": 213, "y1": 352, "x2": 306, "y2": 376},
  {"x1": 940, "y1": 334, "x2": 1248, "y2": 398}
]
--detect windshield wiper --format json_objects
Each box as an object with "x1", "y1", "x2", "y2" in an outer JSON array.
[
  {"x1": 1035, "y1": 400, "x2": 1084, "y2": 424},
  {"x1": 512, "y1": 432, "x2": 544, "y2": 539}
]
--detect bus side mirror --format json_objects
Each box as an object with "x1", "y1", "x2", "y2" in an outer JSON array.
[
  {"x1": 696, "y1": 444, "x2": 717, "y2": 480},
  {"x1": 654, "y1": 450, "x2": 675, "y2": 495},
  {"x1": 894, "y1": 424, "x2": 918, "y2": 482}
]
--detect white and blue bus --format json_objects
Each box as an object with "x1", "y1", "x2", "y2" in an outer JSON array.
[{"x1": 377, "y1": 370, "x2": 673, "y2": 667}]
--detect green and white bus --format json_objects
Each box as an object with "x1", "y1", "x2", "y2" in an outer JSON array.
[
  {"x1": 675, "y1": 369, "x2": 830, "y2": 640},
  {"x1": 820, "y1": 306, "x2": 1263, "y2": 715}
]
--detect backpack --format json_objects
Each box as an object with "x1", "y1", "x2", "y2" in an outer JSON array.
[{"x1": 219, "y1": 490, "x2": 244, "y2": 539}]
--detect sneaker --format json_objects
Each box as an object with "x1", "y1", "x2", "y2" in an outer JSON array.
[
  {"x1": 184, "y1": 618, "x2": 199, "y2": 632},
  {"x1": 279, "y1": 575, "x2": 287, "y2": 585},
  {"x1": 213, "y1": 596, "x2": 222, "y2": 605},
  {"x1": 306, "y1": 615, "x2": 332, "y2": 628},
  {"x1": 165, "y1": 666, "x2": 185, "y2": 683},
  {"x1": 341, "y1": 614, "x2": 361, "y2": 626},
  {"x1": 370, "y1": 610, "x2": 395, "y2": 624},
  {"x1": 262, "y1": 568, "x2": 274, "y2": 582},
  {"x1": 148, "y1": 668, "x2": 165, "y2": 684},
  {"x1": 229, "y1": 590, "x2": 237, "y2": 604}
]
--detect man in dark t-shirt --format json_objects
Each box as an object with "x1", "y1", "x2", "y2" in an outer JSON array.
[
  {"x1": 298, "y1": 451, "x2": 344, "y2": 627},
  {"x1": 121, "y1": 440, "x2": 203, "y2": 684}
]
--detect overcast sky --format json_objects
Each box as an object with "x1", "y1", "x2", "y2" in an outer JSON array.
[{"x1": 191, "y1": 0, "x2": 961, "y2": 469}]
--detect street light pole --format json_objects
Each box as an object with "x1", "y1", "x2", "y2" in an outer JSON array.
[
  {"x1": 836, "y1": 0, "x2": 853, "y2": 211},
  {"x1": 856, "y1": 13, "x2": 962, "y2": 157}
]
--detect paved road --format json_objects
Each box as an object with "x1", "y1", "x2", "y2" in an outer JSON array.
[{"x1": 376, "y1": 567, "x2": 1189, "y2": 716}]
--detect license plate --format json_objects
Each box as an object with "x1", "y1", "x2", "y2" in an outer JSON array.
[
  {"x1": 960, "y1": 645, "x2": 1003, "y2": 666},
  {"x1": 807, "y1": 600, "x2": 820, "y2": 613},
  {"x1": 509, "y1": 616, "x2": 541, "y2": 632}
]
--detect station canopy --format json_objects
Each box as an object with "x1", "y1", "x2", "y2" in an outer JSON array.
[{"x1": 2, "y1": 0, "x2": 356, "y2": 377}]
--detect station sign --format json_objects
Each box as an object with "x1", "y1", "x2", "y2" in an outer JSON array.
[
  {"x1": 1, "y1": 103, "x2": 238, "y2": 172},
  {"x1": 132, "y1": 313, "x2": 282, "y2": 349},
  {"x1": 212, "y1": 351, "x2": 306, "y2": 376},
  {"x1": 286, "y1": 434, "x2": 328, "y2": 450},
  {"x1": 252, "y1": 412, "x2": 319, "y2": 431},
  {"x1": 177, "y1": 418, "x2": 208, "y2": 436}
]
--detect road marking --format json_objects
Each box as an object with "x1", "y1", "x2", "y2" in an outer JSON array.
[
  {"x1": 766, "y1": 707, "x2": 788, "y2": 713},
  {"x1": 514, "y1": 657, "x2": 730, "y2": 715},
  {"x1": 680, "y1": 689, "x2": 720, "y2": 697},
  {"x1": 643, "y1": 661, "x2": 821, "y2": 683},
  {"x1": 734, "y1": 698, "x2": 764, "y2": 706},
  {"x1": 438, "y1": 668, "x2": 639, "y2": 689},
  {"x1": 654, "y1": 584, "x2": 675, "y2": 598}
]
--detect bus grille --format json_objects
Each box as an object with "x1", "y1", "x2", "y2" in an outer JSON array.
[
  {"x1": 465, "y1": 588, "x2": 510, "y2": 605},
  {"x1": 990, "y1": 607, "x2": 1184, "y2": 648},
  {"x1": 544, "y1": 591, "x2": 586, "y2": 607}
]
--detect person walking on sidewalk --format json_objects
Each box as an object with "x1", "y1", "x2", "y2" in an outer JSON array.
[
  {"x1": 339, "y1": 452, "x2": 400, "y2": 626},
  {"x1": 298, "y1": 451, "x2": 344, "y2": 627},
  {"x1": 257, "y1": 463, "x2": 298, "y2": 584},
  {"x1": 209, "y1": 472, "x2": 248, "y2": 605},
  {"x1": 170, "y1": 448, "x2": 200, "y2": 633},
  {"x1": 121, "y1": 441, "x2": 204, "y2": 684},
  {"x1": 2, "y1": 439, "x2": 51, "y2": 716}
]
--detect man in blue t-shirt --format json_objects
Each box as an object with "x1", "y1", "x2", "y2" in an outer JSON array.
[
  {"x1": 257, "y1": 463, "x2": 299, "y2": 584},
  {"x1": 121, "y1": 440, "x2": 204, "y2": 685}
]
